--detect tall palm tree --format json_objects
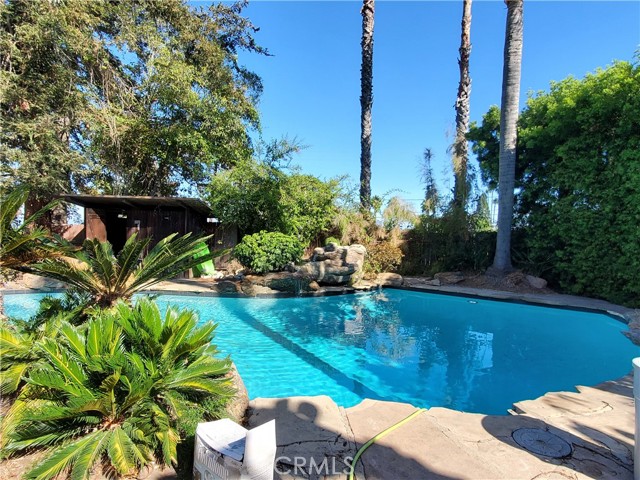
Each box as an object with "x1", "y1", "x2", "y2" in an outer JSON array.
[
  {"x1": 491, "y1": 0, "x2": 524, "y2": 273},
  {"x1": 359, "y1": 0, "x2": 375, "y2": 212},
  {"x1": 452, "y1": 0, "x2": 473, "y2": 211},
  {"x1": 31, "y1": 232, "x2": 212, "y2": 308}
]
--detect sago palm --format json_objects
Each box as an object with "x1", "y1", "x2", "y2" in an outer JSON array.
[
  {"x1": 0, "y1": 187, "x2": 61, "y2": 271},
  {"x1": 0, "y1": 187, "x2": 65, "y2": 317},
  {"x1": 0, "y1": 293, "x2": 88, "y2": 396},
  {"x1": 1, "y1": 299, "x2": 232, "y2": 479},
  {"x1": 31, "y1": 232, "x2": 212, "y2": 308}
]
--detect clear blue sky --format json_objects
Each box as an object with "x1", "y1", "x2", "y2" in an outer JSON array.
[{"x1": 214, "y1": 1, "x2": 640, "y2": 207}]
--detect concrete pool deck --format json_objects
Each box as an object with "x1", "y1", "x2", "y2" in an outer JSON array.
[
  {"x1": 3, "y1": 275, "x2": 639, "y2": 479},
  {"x1": 248, "y1": 373, "x2": 635, "y2": 479}
]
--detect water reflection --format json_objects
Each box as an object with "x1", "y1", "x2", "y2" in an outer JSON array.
[{"x1": 236, "y1": 291, "x2": 501, "y2": 411}]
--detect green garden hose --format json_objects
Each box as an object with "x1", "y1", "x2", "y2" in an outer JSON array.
[{"x1": 348, "y1": 408, "x2": 428, "y2": 480}]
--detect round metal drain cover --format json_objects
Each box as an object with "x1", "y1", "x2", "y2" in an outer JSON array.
[{"x1": 512, "y1": 428, "x2": 572, "y2": 458}]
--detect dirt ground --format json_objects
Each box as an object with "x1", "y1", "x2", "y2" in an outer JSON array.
[
  {"x1": 457, "y1": 271, "x2": 555, "y2": 295},
  {"x1": 0, "y1": 450, "x2": 47, "y2": 480}
]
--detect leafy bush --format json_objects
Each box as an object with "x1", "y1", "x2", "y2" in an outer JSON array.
[
  {"x1": 1, "y1": 299, "x2": 232, "y2": 479},
  {"x1": 206, "y1": 158, "x2": 340, "y2": 242},
  {"x1": 469, "y1": 61, "x2": 640, "y2": 306},
  {"x1": 233, "y1": 231, "x2": 303, "y2": 273},
  {"x1": 324, "y1": 236, "x2": 340, "y2": 246},
  {"x1": 401, "y1": 228, "x2": 496, "y2": 276},
  {"x1": 365, "y1": 241, "x2": 404, "y2": 274}
]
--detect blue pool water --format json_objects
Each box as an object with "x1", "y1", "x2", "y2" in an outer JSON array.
[{"x1": 5, "y1": 290, "x2": 639, "y2": 414}]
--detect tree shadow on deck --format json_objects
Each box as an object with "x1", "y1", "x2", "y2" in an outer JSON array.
[{"x1": 247, "y1": 396, "x2": 458, "y2": 480}]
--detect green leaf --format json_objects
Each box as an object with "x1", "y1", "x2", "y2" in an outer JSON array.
[
  {"x1": 107, "y1": 426, "x2": 138, "y2": 475},
  {"x1": 69, "y1": 430, "x2": 110, "y2": 480},
  {"x1": 24, "y1": 431, "x2": 104, "y2": 480}
]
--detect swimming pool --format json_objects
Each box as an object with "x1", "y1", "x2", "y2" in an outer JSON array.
[{"x1": 5, "y1": 290, "x2": 638, "y2": 414}]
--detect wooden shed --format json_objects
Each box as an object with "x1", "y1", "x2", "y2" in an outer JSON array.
[{"x1": 61, "y1": 195, "x2": 237, "y2": 260}]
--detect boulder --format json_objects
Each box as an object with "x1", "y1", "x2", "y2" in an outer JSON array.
[
  {"x1": 264, "y1": 272, "x2": 313, "y2": 293},
  {"x1": 352, "y1": 281, "x2": 377, "y2": 291},
  {"x1": 212, "y1": 280, "x2": 242, "y2": 294},
  {"x1": 376, "y1": 272, "x2": 403, "y2": 287},
  {"x1": 434, "y1": 271, "x2": 464, "y2": 285},
  {"x1": 225, "y1": 363, "x2": 249, "y2": 423},
  {"x1": 3, "y1": 272, "x2": 66, "y2": 290},
  {"x1": 525, "y1": 274, "x2": 547, "y2": 289},
  {"x1": 243, "y1": 272, "x2": 313, "y2": 295},
  {"x1": 240, "y1": 281, "x2": 279, "y2": 296},
  {"x1": 299, "y1": 244, "x2": 367, "y2": 286}
]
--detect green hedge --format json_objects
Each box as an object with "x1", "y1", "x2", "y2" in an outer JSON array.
[{"x1": 233, "y1": 231, "x2": 303, "y2": 274}]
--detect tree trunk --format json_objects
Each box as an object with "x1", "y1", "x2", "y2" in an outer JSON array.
[
  {"x1": 491, "y1": 0, "x2": 524, "y2": 274},
  {"x1": 359, "y1": 0, "x2": 375, "y2": 211},
  {"x1": 25, "y1": 192, "x2": 67, "y2": 232},
  {"x1": 25, "y1": 193, "x2": 51, "y2": 228},
  {"x1": 452, "y1": 0, "x2": 473, "y2": 211}
]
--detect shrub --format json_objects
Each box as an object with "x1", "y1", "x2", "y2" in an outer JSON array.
[
  {"x1": 324, "y1": 236, "x2": 340, "y2": 246},
  {"x1": 206, "y1": 158, "x2": 340, "y2": 243},
  {"x1": 233, "y1": 231, "x2": 303, "y2": 273},
  {"x1": 365, "y1": 241, "x2": 404, "y2": 274},
  {"x1": 469, "y1": 62, "x2": 640, "y2": 306},
  {"x1": 400, "y1": 229, "x2": 496, "y2": 275},
  {"x1": 1, "y1": 299, "x2": 232, "y2": 479}
]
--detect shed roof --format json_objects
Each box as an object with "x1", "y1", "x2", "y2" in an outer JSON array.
[{"x1": 60, "y1": 194, "x2": 212, "y2": 215}]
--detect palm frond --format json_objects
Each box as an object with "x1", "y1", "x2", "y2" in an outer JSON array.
[
  {"x1": 24, "y1": 431, "x2": 105, "y2": 480},
  {"x1": 69, "y1": 430, "x2": 110, "y2": 480},
  {"x1": 127, "y1": 233, "x2": 212, "y2": 293},
  {"x1": 156, "y1": 427, "x2": 180, "y2": 466},
  {"x1": 115, "y1": 234, "x2": 150, "y2": 286},
  {"x1": 0, "y1": 363, "x2": 30, "y2": 395},
  {"x1": 0, "y1": 186, "x2": 29, "y2": 232},
  {"x1": 107, "y1": 426, "x2": 139, "y2": 475},
  {"x1": 38, "y1": 340, "x2": 90, "y2": 394},
  {"x1": 84, "y1": 239, "x2": 117, "y2": 292},
  {"x1": 58, "y1": 322, "x2": 86, "y2": 361},
  {"x1": 0, "y1": 187, "x2": 63, "y2": 271}
]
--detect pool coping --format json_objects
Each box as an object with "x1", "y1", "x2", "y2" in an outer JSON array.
[
  {"x1": 390, "y1": 283, "x2": 637, "y2": 324},
  {"x1": 4, "y1": 279, "x2": 637, "y2": 324}
]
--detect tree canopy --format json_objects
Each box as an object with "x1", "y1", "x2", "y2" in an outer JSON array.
[
  {"x1": 206, "y1": 157, "x2": 340, "y2": 243},
  {"x1": 0, "y1": 0, "x2": 264, "y2": 200},
  {"x1": 468, "y1": 60, "x2": 640, "y2": 305}
]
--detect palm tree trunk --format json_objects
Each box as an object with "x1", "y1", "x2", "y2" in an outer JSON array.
[
  {"x1": 491, "y1": 0, "x2": 524, "y2": 274},
  {"x1": 452, "y1": 0, "x2": 473, "y2": 211},
  {"x1": 359, "y1": 0, "x2": 375, "y2": 212}
]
